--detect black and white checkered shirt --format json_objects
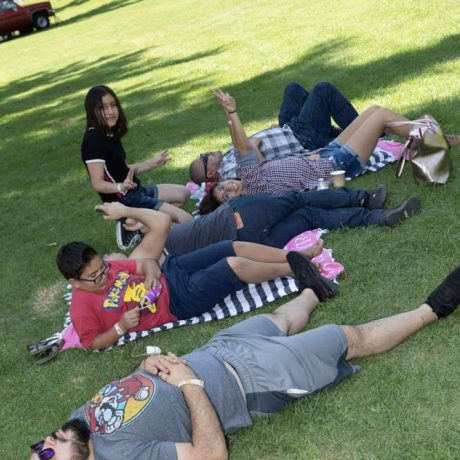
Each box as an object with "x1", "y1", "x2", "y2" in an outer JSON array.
[{"x1": 219, "y1": 126, "x2": 310, "y2": 180}]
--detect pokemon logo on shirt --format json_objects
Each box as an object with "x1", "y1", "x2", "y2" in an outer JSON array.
[{"x1": 103, "y1": 271, "x2": 147, "y2": 310}]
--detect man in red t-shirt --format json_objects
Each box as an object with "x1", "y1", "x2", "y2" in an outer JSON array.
[{"x1": 56, "y1": 203, "x2": 329, "y2": 350}]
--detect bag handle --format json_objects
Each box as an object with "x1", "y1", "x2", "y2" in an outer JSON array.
[{"x1": 387, "y1": 118, "x2": 439, "y2": 131}]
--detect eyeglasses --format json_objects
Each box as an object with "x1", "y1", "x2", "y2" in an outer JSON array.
[
  {"x1": 79, "y1": 261, "x2": 110, "y2": 284},
  {"x1": 200, "y1": 153, "x2": 210, "y2": 179},
  {"x1": 30, "y1": 441, "x2": 55, "y2": 459}
]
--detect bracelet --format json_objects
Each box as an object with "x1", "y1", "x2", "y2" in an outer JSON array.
[
  {"x1": 178, "y1": 379, "x2": 204, "y2": 389},
  {"x1": 113, "y1": 322, "x2": 126, "y2": 336},
  {"x1": 117, "y1": 183, "x2": 126, "y2": 195},
  {"x1": 227, "y1": 110, "x2": 237, "y2": 114}
]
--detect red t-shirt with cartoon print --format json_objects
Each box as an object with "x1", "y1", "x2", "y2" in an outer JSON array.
[{"x1": 70, "y1": 259, "x2": 176, "y2": 348}]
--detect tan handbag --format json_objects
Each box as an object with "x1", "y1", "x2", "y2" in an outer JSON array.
[{"x1": 388, "y1": 118, "x2": 450, "y2": 185}]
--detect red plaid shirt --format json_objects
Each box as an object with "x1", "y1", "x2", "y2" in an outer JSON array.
[{"x1": 236, "y1": 151, "x2": 334, "y2": 195}]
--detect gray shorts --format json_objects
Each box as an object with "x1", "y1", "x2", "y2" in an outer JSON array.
[{"x1": 201, "y1": 316, "x2": 360, "y2": 417}]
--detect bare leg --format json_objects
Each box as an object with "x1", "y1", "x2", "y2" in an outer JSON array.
[
  {"x1": 261, "y1": 289, "x2": 319, "y2": 335},
  {"x1": 227, "y1": 256, "x2": 292, "y2": 283},
  {"x1": 157, "y1": 184, "x2": 190, "y2": 207},
  {"x1": 157, "y1": 202, "x2": 192, "y2": 223},
  {"x1": 335, "y1": 105, "x2": 381, "y2": 145},
  {"x1": 232, "y1": 240, "x2": 323, "y2": 263},
  {"x1": 345, "y1": 108, "x2": 412, "y2": 164},
  {"x1": 342, "y1": 304, "x2": 437, "y2": 360}
]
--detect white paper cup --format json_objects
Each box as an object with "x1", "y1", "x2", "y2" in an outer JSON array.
[{"x1": 330, "y1": 170, "x2": 346, "y2": 188}]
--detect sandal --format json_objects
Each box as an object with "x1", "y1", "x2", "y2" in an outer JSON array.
[{"x1": 35, "y1": 340, "x2": 64, "y2": 365}]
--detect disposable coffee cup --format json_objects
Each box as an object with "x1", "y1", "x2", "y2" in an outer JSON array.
[{"x1": 330, "y1": 170, "x2": 346, "y2": 188}]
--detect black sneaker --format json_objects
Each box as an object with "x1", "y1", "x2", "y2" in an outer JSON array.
[
  {"x1": 425, "y1": 266, "x2": 460, "y2": 318},
  {"x1": 366, "y1": 184, "x2": 388, "y2": 210},
  {"x1": 116, "y1": 220, "x2": 142, "y2": 251},
  {"x1": 380, "y1": 197, "x2": 422, "y2": 227},
  {"x1": 286, "y1": 252, "x2": 338, "y2": 301}
]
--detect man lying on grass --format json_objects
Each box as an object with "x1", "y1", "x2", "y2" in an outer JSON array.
[
  {"x1": 189, "y1": 81, "x2": 359, "y2": 184},
  {"x1": 31, "y1": 262, "x2": 459, "y2": 460},
  {"x1": 56, "y1": 203, "x2": 325, "y2": 350},
  {"x1": 122, "y1": 186, "x2": 422, "y2": 256}
]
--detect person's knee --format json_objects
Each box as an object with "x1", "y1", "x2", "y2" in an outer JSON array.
[
  {"x1": 177, "y1": 186, "x2": 190, "y2": 205},
  {"x1": 341, "y1": 324, "x2": 364, "y2": 358},
  {"x1": 226, "y1": 256, "x2": 248, "y2": 274},
  {"x1": 283, "y1": 82, "x2": 304, "y2": 96},
  {"x1": 312, "y1": 80, "x2": 335, "y2": 93}
]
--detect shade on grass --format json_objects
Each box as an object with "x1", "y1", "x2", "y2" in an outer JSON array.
[{"x1": 1, "y1": 0, "x2": 459, "y2": 458}]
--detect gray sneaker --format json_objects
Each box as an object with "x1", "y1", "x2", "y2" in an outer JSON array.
[
  {"x1": 380, "y1": 197, "x2": 422, "y2": 227},
  {"x1": 367, "y1": 184, "x2": 388, "y2": 209}
]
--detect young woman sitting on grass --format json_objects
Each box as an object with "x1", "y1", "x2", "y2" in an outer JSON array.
[
  {"x1": 199, "y1": 89, "x2": 460, "y2": 214},
  {"x1": 81, "y1": 85, "x2": 191, "y2": 224}
]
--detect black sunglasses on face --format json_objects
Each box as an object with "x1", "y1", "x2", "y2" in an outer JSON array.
[
  {"x1": 79, "y1": 261, "x2": 110, "y2": 284},
  {"x1": 200, "y1": 153, "x2": 210, "y2": 179}
]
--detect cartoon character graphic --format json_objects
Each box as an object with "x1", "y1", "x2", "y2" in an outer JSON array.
[{"x1": 85, "y1": 374, "x2": 156, "y2": 435}]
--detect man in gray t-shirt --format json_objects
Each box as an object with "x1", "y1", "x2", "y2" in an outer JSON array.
[{"x1": 29, "y1": 264, "x2": 459, "y2": 460}]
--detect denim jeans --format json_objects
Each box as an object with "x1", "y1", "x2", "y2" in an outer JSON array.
[
  {"x1": 162, "y1": 241, "x2": 245, "y2": 318},
  {"x1": 232, "y1": 190, "x2": 383, "y2": 248},
  {"x1": 278, "y1": 81, "x2": 358, "y2": 150},
  {"x1": 121, "y1": 184, "x2": 163, "y2": 210}
]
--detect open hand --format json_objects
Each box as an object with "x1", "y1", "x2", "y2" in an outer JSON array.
[
  {"x1": 212, "y1": 88, "x2": 236, "y2": 113},
  {"x1": 95, "y1": 202, "x2": 128, "y2": 221},
  {"x1": 151, "y1": 150, "x2": 169, "y2": 168}
]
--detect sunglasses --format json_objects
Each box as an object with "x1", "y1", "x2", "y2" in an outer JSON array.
[
  {"x1": 31, "y1": 432, "x2": 69, "y2": 459},
  {"x1": 79, "y1": 261, "x2": 110, "y2": 284},
  {"x1": 30, "y1": 441, "x2": 55, "y2": 459},
  {"x1": 200, "y1": 153, "x2": 210, "y2": 179}
]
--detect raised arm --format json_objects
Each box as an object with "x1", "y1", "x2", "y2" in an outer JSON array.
[
  {"x1": 95, "y1": 202, "x2": 172, "y2": 260},
  {"x1": 212, "y1": 88, "x2": 264, "y2": 162}
]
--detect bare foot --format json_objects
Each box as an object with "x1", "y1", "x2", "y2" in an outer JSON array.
[
  {"x1": 445, "y1": 134, "x2": 460, "y2": 148},
  {"x1": 300, "y1": 239, "x2": 324, "y2": 259}
]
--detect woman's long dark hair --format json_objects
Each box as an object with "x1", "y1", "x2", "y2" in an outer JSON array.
[
  {"x1": 199, "y1": 183, "x2": 221, "y2": 215},
  {"x1": 84, "y1": 85, "x2": 128, "y2": 138}
]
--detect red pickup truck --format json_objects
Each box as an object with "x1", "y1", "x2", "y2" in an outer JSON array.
[{"x1": 0, "y1": 0, "x2": 55, "y2": 38}]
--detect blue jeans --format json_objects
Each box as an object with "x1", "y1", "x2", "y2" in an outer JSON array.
[
  {"x1": 278, "y1": 81, "x2": 358, "y2": 150},
  {"x1": 121, "y1": 184, "x2": 163, "y2": 210},
  {"x1": 231, "y1": 190, "x2": 384, "y2": 248},
  {"x1": 319, "y1": 140, "x2": 366, "y2": 178},
  {"x1": 162, "y1": 241, "x2": 245, "y2": 319}
]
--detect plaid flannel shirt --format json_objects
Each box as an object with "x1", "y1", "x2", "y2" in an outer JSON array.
[
  {"x1": 236, "y1": 151, "x2": 334, "y2": 195},
  {"x1": 218, "y1": 125, "x2": 310, "y2": 180}
]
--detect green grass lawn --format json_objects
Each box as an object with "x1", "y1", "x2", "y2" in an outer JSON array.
[{"x1": 1, "y1": 0, "x2": 459, "y2": 458}]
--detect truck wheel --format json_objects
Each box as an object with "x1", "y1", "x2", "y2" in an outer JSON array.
[{"x1": 34, "y1": 13, "x2": 50, "y2": 30}]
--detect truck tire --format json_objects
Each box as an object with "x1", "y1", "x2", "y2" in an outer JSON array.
[{"x1": 33, "y1": 13, "x2": 50, "y2": 30}]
